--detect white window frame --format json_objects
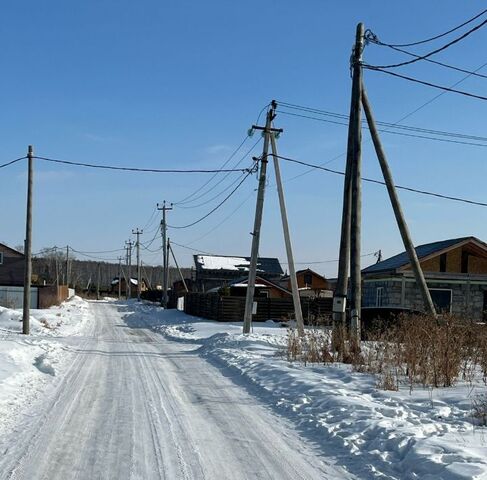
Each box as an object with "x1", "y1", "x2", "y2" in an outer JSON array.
[
  {"x1": 376, "y1": 287, "x2": 384, "y2": 307},
  {"x1": 0, "y1": 252, "x2": 3, "y2": 265},
  {"x1": 428, "y1": 288, "x2": 453, "y2": 314}
]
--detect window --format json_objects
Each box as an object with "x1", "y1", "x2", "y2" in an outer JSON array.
[
  {"x1": 439, "y1": 253, "x2": 447, "y2": 273},
  {"x1": 303, "y1": 272, "x2": 313, "y2": 286},
  {"x1": 0, "y1": 252, "x2": 3, "y2": 265},
  {"x1": 376, "y1": 287, "x2": 384, "y2": 307},
  {"x1": 429, "y1": 289, "x2": 452, "y2": 314}
]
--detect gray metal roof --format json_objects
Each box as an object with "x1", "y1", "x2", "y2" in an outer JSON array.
[
  {"x1": 362, "y1": 237, "x2": 476, "y2": 274},
  {"x1": 193, "y1": 254, "x2": 283, "y2": 276}
]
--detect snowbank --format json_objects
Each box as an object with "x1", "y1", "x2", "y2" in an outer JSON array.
[
  {"x1": 144, "y1": 307, "x2": 487, "y2": 479},
  {"x1": 0, "y1": 296, "x2": 94, "y2": 435}
]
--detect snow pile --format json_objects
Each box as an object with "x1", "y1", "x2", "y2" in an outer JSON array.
[
  {"x1": 150, "y1": 308, "x2": 487, "y2": 479},
  {"x1": 0, "y1": 296, "x2": 94, "y2": 435}
]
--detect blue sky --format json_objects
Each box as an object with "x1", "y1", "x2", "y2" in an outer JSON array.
[{"x1": 1, "y1": 1, "x2": 486, "y2": 276}]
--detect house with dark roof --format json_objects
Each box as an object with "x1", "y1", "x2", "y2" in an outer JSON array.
[
  {"x1": 362, "y1": 236, "x2": 487, "y2": 319},
  {"x1": 193, "y1": 254, "x2": 283, "y2": 292}
]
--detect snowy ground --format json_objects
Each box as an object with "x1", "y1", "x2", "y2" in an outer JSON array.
[
  {"x1": 2, "y1": 300, "x2": 486, "y2": 479},
  {"x1": 0, "y1": 300, "x2": 348, "y2": 480},
  {"x1": 0, "y1": 296, "x2": 95, "y2": 436},
  {"x1": 141, "y1": 305, "x2": 487, "y2": 480}
]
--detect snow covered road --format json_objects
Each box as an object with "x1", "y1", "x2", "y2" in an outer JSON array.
[{"x1": 0, "y1": 301, "x2": 349, "y2": 480}]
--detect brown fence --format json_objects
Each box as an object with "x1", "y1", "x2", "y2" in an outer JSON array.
[
  {"x1": 38, "y1": 285, "x2": 69, "y2": 309},
  {"x1": 184, "y1": 293, "x2": 332, "y2": 323}
]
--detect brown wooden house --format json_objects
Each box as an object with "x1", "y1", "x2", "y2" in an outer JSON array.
[
  {"x1": 0, "y1": 243, "x2": 25, "y2": 286},
  {"x1": 211, "y1": 275, "x2": 292, "y2": 299},
  {"x1": 282, "y1": 268, "x2": 331, "y2": 297}
]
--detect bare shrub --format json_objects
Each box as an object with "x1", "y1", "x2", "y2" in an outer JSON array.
[{"x1": 472, "y1": 394, "x2": 487, "y2": 426}]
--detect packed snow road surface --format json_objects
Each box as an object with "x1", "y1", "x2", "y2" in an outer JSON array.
[{"x1": 0, "y1": 301, "x2": 349, "y2": 480}]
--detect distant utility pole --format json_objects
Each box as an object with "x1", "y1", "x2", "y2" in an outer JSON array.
[
  {"x1": 65, "y1": 245, "x2": 70, "y2": 287},
  {"x1": 132, "y1": 228, "x2": 143, "y2": 301},
  {"x1": 157, "y1": 201, "x2": 173, "y2": 308},
  {"x1": 269, "y1": 114, "x2": 305, "y2": 337},
  {"x1": 22, "y1": 145, "x2": 34, "y2": 335},
  {"x1": 168, "y1": 239, "x2": 188, "y2": 292},
  {"x1": 125, "y1": 239, "x2": 133, "y2": 299},
  {"x1": 243, "y1": 103, "x2": 279, "y2": 334},
  {"x1": 96, "y1": 262, "x2": 101, "y2": 300},
  {"x1": 118, "y1": 256, "x2": 122, "y2": 300}
]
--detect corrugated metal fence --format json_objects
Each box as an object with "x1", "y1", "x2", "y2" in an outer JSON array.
[{"x1": 0, "y1": 286, "x2": 38, "y2": 309}]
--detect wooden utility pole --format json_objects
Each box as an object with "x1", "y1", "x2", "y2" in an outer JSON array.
[
  {"x1": 168, "y1": 239, "x2": 188, "y2": 293},
  {"x1": 157, "y1": 201, "x2": 173, "y2": 308},
  {"x1": 117, "y1": 256, "x2": 122, "y2": 300},
  {"x1": 361, "y1": 86, "x2": 436, "y2": 316},
  {"x1": 269, "y1": 123, "x2": 305, "y2": 336},
  {"x1": 125, "y1": 239, "x2": 133, "y2": 299},
  {"x1": 65, "y1": 245, "x2": 70, "y2": 287},
  {"x1": 132, "y1": 228, "x2": 143, "y2": 301},
  {"x1": 243, "y1": 105, "x2": 275, "y2": 334},
  {"x1": 349, "y1": 22, "x2": 365, "y2": 339},
  {"x1": 22, "y1": 145, "x2": 33, "y2": 335},
  {"x1": 96, "y1": 262, "x2": 101, "y2": 300}
]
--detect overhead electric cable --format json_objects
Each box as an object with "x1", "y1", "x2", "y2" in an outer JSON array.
[
  {"x1": 367, "y1": 9, "x2": 487, "y2": 48},
  {"x1": 370, "y1": 43, "x2": 487, "y2": 79},
  {"x1": 364, "y1": 67, "x2": 487, "y2": 101},
  {"x1": 33, "y1": 156, "x2": 250, "y2": 174},
  {"x1": 0, "y1": 156, "x2": 27, "y2": 169},
  {"x1": 174, "y1": 138, "x2": 261, "y2": 206},
  {"x1": 274, "y1": 154, "x2": 487, "y2": 207},
  {"x1": 365, "y1": 16, "x2": 487, "y2": 69},
  {"x1": 168, "y1": 170, "x2": 254, "y2": 229},
  {"x1": 278, "y1": 110, "x2": 487, "y2": 148}
]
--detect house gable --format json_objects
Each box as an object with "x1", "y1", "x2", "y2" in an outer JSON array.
[{"x1": 363, "y1": 237, "x2": 487, "y2": 275}]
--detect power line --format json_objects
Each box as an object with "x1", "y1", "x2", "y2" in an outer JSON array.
[
  {"x1": 170, "y1": 240, "x2": 215, "y2": 256},
  {"x1": 364, "y1": 66, "x2": 487, "y2": 101},
  {"x1": 366, "y1": 9, "x2": 487, "y2": 48},
  {"x1": 168, "y1": 169, "x2": 255, "y2": 229},
  {"x1": 33, "y1": 156, "x2": 251, "y2": 174},
  {"x1": 185, "y1": 188, "x2": 256, "y2": 246},
  {"x1": 370, "y1": 42, "x2": 487, "y2": 80},
  {"x1": 0, "y1": 156, "x2": 27, "y2": 169},
  {"x1": 281, "y1": 252, "x2": 376, "y2": 265},
  {"x1": 278, "y1": 109, "x2": 487, "y2": 148},
  {"x1": 173, "y1": 135, "x2": 251, "y2": 205},
  {"x1": 176, "y1": 167, "x2": 254, "y2": 210},
  {"x1": 277, "y1": 100, "x2": 487, "y2": 143},
  {"x1": 274, "y1": 154, "x2": 487, "y2": 207},
  {"x1": 365, "y1": 16, "x2": 487, "y2": 69},
  {"x1": 174, "y1": 138, "x2": 261, "y2": 206}
]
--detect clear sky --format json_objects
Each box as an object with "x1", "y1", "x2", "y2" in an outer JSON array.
[{"x1": 1, "y1": 1, "x2": 486, "y2": 277}]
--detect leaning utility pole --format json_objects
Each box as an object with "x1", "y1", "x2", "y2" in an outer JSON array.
[
  {"x1": 22, "y1": 145, "x2": 34, "y2": 335},
  {"x1": 168, "y1": 239, "x2": 188, "y2": 292},
  {"x1": 132, "y1": 228, "x2": 143, "y2": 301},
  {"x1": 243, "y1": 104, "x2": 276, "y2": 334},
  {"x1": 125, "y1": 239, "x2": 133, "y2": 299},
  {"x1": 157, "y1": 201, "x2": 172, "y2": 308},
  {"x1": 117, "y1": 256, "x2": 122, "y2": 300},
  {"x1": 361, "y1": 86, "x2": 436, "y2": 316},
  {"x1": 269, "y1": 120, "x2": 305, "y2": 337}
]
